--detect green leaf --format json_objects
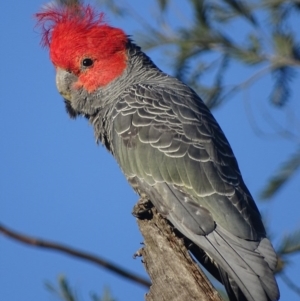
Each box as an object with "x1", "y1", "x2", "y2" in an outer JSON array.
[
  {"x1": 156, "y1": 0, "x2": 169, "y2": 11},
  {"x1": 45, "y1": 275, "x2": 77, "y2": 301},
  {"x1": 222, "y1": 0, "x2": 257, "y2": 25},
  {"x1": 277, "y1": 229, "x2": 300, "y2": 255},
  {"x1": 97, "y1": 0, "x2": 126, "y2": 16},
  {"x1": 273, "y1": 32, "x2": 295, "y2": 57},
  {"x1": 248, "y1": 33, "x2": 261, "y2": 54},
  {"x1": 269, "y1": 66, "x2": 296, "y2": 106},
  {"x1": 57, "y1": 0, "x2": 82, "y2": 6},
  {"x1": 232, "y1": 48, "x2": 264, "y2": 65},
  {"x1": 260, "y1": 147, "x2": 300, "y2": 199},
  {"x1": 90, "y1": 287, "x2": 117, "y2": 301},
  {"x1": 190, "y1": 0, "x2": 210, "y2": 27},
  {"x1": 59, "y1": 276, "x2": 76, "y2": 301},
  {"x1": 44, "y1": 281, "x2": 58, "y2": 294},
  {"x1": 45, "y1": 276, "x2": 117, "y2": 301}
]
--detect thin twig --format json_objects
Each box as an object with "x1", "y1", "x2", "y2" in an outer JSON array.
[
  {"x1": 280, "y1": 271, "x2": 300, "y2": 297},
  {"x1": 0, "y1": 222, "x2": 151, "y2": 288}
]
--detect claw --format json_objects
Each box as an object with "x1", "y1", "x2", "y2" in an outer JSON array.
[
  {"x1": 132, "y1": 198, "x2": 153, "y2": 219},
  {"x1": 133, "y1": 248, "x2": 144, "y2": 259}
]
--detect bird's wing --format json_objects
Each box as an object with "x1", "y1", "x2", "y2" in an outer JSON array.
[
  {"x1": 110, "y1": 82, "x2": 279, "y2": 301},
  {"x1": 112, "y1": 82, "x2": 263, "y2": 239}
]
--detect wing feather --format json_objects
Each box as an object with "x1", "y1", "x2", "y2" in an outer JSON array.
[{"x1": 110, "y1": 82, "x2": 278, "y2": 301}]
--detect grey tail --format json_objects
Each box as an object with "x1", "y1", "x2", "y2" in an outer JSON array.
[
  {"x1": 190, "y1": 244, "x2": 247, "y2": 301},
  {"x1": 218, "y1": 268, "x2": 248, "y2": 301}
]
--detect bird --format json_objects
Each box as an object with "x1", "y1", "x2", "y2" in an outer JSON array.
[{"x1": 35, "y1": 4, "x2": 279, "y2": 301}]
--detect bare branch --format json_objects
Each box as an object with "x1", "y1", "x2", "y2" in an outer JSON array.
[
  {"x1": 133, "y1": 200, "x2": 224, "y2": 301},
  {"x1": 0, "y1": 222, "x2": 151, "y2": 288}
]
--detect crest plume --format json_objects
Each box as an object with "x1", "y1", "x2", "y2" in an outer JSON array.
[{"x1": 35, "y1": 4, "x2": 105, "y2": 48}]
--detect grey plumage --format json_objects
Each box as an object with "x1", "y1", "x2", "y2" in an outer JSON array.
[{"x1": 58, "y1": 41, "x2": 280, "y2": 301}]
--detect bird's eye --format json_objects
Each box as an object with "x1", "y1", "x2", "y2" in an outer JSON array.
[{"x1": 82, "y1": 58, "x2": 94, "y2": 68}]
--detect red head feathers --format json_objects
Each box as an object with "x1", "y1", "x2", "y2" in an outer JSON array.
[{"x1": 35, "y1": 4, "x2": 128, "y2": 91}]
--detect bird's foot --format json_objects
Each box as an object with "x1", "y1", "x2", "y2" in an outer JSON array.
[
  {"x1": 133, "y1": 248, "x2": 144, "y2": 259},
  {"x1": 132, "y1": 198, "x2": 153, "y2": 219}
]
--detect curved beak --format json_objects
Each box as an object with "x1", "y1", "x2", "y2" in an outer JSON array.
[{"x1": 55, "y1": 68, "x2": 73, "y2": 101}]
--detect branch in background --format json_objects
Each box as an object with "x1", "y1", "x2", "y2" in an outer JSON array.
[
  {"x1": 260, "y1": 147, "x2": 300, "y2": 200},
  {"x1": 0, "y1": 222, "x2": 151, "y2": 288}
]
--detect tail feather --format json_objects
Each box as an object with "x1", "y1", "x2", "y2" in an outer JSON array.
[
  {"x1": 169, "y1": 216, "x2": 279, "y2": 301},
  {"x1": 213, "y1": 228, "x2": 279, "y2": 301},
  {"x1": 218, "y1": 268, "x2": 248, "y2": 301},
  {"x1": 190, "y1": 244, "x2": 248, "y2": 301}
]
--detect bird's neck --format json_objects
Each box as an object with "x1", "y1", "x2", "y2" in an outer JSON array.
[{"x1": 88, "y1": 41, "x2": 167, "y2": 151}]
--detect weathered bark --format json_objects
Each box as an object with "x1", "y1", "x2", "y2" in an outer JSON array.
[{"x1": 133, "y1": 200, "x2": 223, "y2": 301}]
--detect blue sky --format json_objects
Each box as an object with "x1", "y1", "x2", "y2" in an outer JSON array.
[{"x1": 1, "y1": 1, "x2": 299, "y2": 300}]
